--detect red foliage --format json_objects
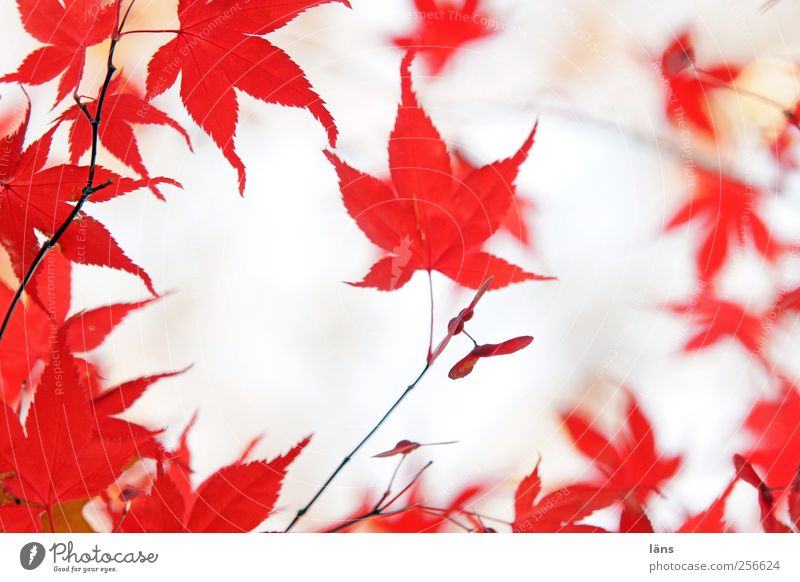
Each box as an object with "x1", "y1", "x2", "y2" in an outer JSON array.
[
  {"x1": 1, "y1": 0, "x2": 117, "y2": 105},
  {"x1": 145, "y1": 0, "x2": 348, "y2": 194}
]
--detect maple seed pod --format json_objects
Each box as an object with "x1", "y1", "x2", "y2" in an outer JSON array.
[
  {"x1": 449, "y1": 336, "x2": 533, "y2": 380},
  {"x1": 373, "y1": 440, "x2": 422, "y2": 458}
]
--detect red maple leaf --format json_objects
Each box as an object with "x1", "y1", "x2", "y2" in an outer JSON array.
[
  {"x1": 326, "y1": 52, "x2": 552, "y2": 291},
  {"x1": 667, "y1": 167, "x2": 784, "y2": 282},
  {"x1": 145, "y1": 0, "x2": 348, "y2": 194},
  {"x1": 669, "y1": 292, "x2": 768, "y2": 365},
  {"x1": 0, "y1": 101, "x2": 175, "y2": 297},
  {"x1": 743, "y1": 377, "x2": 800, "y2": 488},
  {"x1": 561, "y1": 390, "x2": 682, "y2": 504},
  {"x1": 118, "y1": 435, "x2": 310, "y2": 532},
  {"x1": 393, "y1": 0, "x2": 496, "y2": 75},
  {"x1": 512, "y1": 461, "x2": 616, "y2": 533},
  {"x1": 1, "y1": 0, "x2": 118, "y2": 105},
  {"x1": 658, "y1": 31, "x2": 741, "y2": 138},
  {"x1": 55, "y1": 76, "x2": 192, "y2": 200},
  {"x1": 0, "y1": 345, "x2": 139, "y2": 516}
]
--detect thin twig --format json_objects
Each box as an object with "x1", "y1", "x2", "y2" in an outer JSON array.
[
  {"x1": 0, "y1": 0, "x2": 135, "y2": 344},
  {"x1": 426, "y1": 270, "x2": 435, "y2": 361},
  {"x1": 325, "y1": 460, "x2": 434, "y2": 533},
  {"x1": 284, "y1": 364, "x2": 432, "y2": 531}
]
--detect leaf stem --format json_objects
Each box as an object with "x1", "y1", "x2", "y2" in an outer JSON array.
[
  {"x1": 0, "y1": 1, "x2": 134, "y2": 345},
  {"x1": 283, "y1": 363, "x2": 432, "y2": 532}
]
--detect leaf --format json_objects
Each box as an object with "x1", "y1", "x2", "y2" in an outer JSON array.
[
  {"x1": 393, "y1": 0, "x2": 496, "y2": 75},
  {"x1": 667, "y1": 167, "x2": 784, "y2": 282},
  {"x1": 743, "y1": 379, "x2": 800, "y2": 488},
  {"x1": 448, "y1": 335, "x2": 533, "y2": 379},
  {"x1": 327, "y1": 52, "x2": 553, "y2": 291},
  {"x1": 56, "y1": 76, "x2": 192, "y2": 200},
  {"x1": 0, "y1": 345, "x2": 138, "y2": 509},
  {"x1": 0, "y1": 104, "x2": 174, "y2": 296},
  {"x1": 1, "y1": 0, "x2": 118, "y2": 104},
  {"x1": 658, "y1": 31, "x2": 741, "y2": 138},
  {"x1": 145, "y1": 0, "x2": 348, "y2": 194},
  {"x1": 669, "y1": 293, "x2": 768, "y2": 366},
  {"x1": 561, "y1": 390, "x2": 682, "y2": 503}
]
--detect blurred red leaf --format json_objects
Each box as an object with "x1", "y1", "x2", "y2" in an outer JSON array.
[
  {"x1": 667, "y1": 167, "x2": 784, "y2": 282},
  {"x1": 393, "y1": 0, "x2": 497, "y2": 75},
  {"x1": 561, "y1": 390, "x2": 682, "y2": 503},
  {"x1": 658, "y1": 31, "x2": 741, "y2": 138}
]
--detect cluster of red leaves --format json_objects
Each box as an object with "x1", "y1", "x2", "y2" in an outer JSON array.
[
  {"x1": 0, "y1": 0, "x2": 349, "y2": 300},
  {"x1": 0, "y1": 249, "x2": 308, "y2": 533},
  {"x1": 327, "y1": 52, "x2": 552, "y2": 291},
  {"x1": 393, "y1": 0, "x2": 497, "y2": 75}
]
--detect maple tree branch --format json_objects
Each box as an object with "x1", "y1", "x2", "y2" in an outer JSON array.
[
  {"x1": 0, "y1": 1, "x2": 133, "y2": 345},
  {"x1": 283, "y1": 364, "x2": 432, "y2": 532}
]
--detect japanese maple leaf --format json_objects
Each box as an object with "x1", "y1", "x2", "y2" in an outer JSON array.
[
  {"x1": 55, "y1": 77, "x2": 192, "y2": 200},
  {"x1": 145, "y1": 0, "x2": 348, "y2": 194},
  {"x1": 0, "y1": 101, "x2": 174, "y2": 296},
  {"x1": 743, "y1": 378, "x2": 800, "y2": 488},
  {"x1": 667, "y1": 167, "x2": 784, "y2": 282},
  {"x1": 658, "y1": 31, "x2": 741, "y2": 138},
  {"x1": 0, "y1": 345, "x2": 139, "y2": 515},
  {"x1": 118, "y1": 436, "x2": 310, "y2": 532},
  {"x1": 393, "y1": 0, "x2": 495, "y2": 75},
  {"x1": 669, "y1": 293, "x2": 768, "y2": 366},
  {"x1": 326, "y1": 52, "x2": 552, "y2": 291},
  {"x1": 1, "y1": 0, "x2": 117, "y2": 105},
  {"x1": 512, "y1": 461, "x2": 616, "y2": 533},
  {"x1": 561, "y1": 390, "x2": 682, "y2": 504}
]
